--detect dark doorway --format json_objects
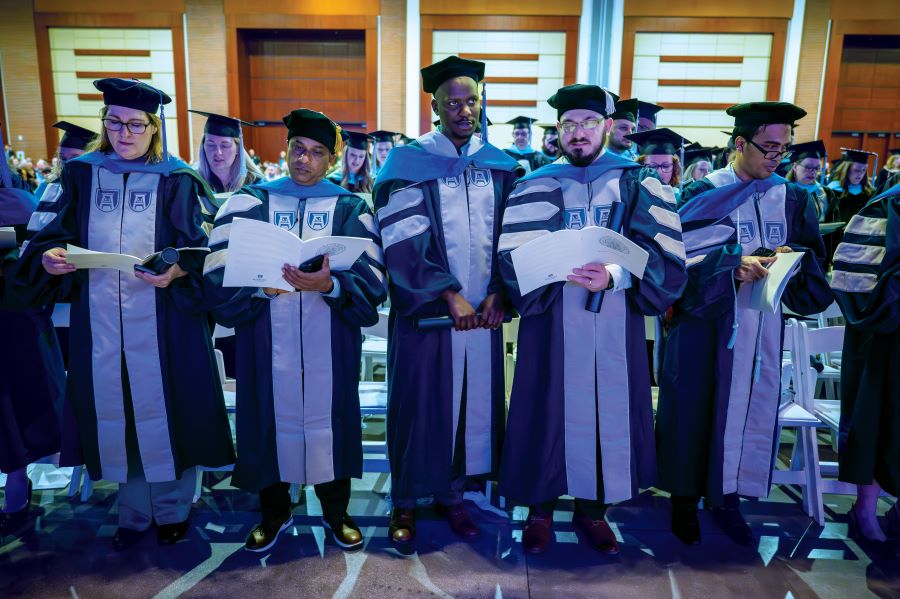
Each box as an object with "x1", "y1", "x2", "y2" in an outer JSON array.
[{"x1": 237, "y1": 28, "x2": 367, "y2": 163}]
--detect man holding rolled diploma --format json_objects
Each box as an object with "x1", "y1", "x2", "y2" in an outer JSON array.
[
  {"x1": 656, "y1": 102, "x2": 833, "y2": 547},
  {"x1": 203, "y1": 108, "x2": 387, "y2": 552},
  {"x1": 496, "y1": 84, "x2": 688, "y2": 555},
  {"x1": 372, "y1": 56, "x2": 523, "y2": 545}
]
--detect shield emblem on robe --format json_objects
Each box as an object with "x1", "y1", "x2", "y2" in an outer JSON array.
[
  {"x1": 764, "y1": 221, "x2": 786, "y2": 246},
  {"x1": 307, "y1": 211, "x2": 329, "y2": 231},
  {"x1": 565, "y1": 207, "x2": 587, "y2": 230},
  {"x1": 469, "y1": 169, "x2": 490, "y2": 187},
  {"x1": 127, "y1": 191, "x2": 152, "y2": 212},
  {"x1": 274, "y1": 211, "x2": 297, "y2": 230},
  {"x1": 594, "y1": 205, "x2": 611, "y2": 228},
  {"x1": 94, "y1": 189, "x2": 120, "y2": 212},
  {"x1": 443, "y1": 175, "x2": 460, "y2": 188},
  {"x1": 738, "y1": 221, "x2": 756, "y2": 244}
]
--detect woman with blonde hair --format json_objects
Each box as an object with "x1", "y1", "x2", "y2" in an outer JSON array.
[
  {"x1": 190, "y1": 110, "x2": 262, "y2": 199},
  {"x1": 7, "y1": 78, "x2": 235, "y2": 551}
]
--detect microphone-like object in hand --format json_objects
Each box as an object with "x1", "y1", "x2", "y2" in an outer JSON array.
[
  {"x1": 585, "y1": 201, "x2": 625, "y2": 313},
  {"x1": 415, "y1": 313, "x2": 513, "y2": 330}
]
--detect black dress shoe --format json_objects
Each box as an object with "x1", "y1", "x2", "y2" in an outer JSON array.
[
  {"x1": 710, "y1": 506, "x2": 754, "y2": 546},
  {"x1": 157, "y1": 519, "x2": 190, "y2": 545},
  {"x1": 113, "y1": 527, "x2": 147, "y2": 551},
  {"x1": 388, "y1": 508, "x2": 416, "y2": 545},
  {"x1": 672, "y1": 507, "x2": 701, "y2": 545},
  {"x1": 0, "y1": 507, "x2": 32, "y2": 538},
  {"x1": 322, "y1": 512, "x2": 364, "y2": 550},
  {"x1": 245, "y1": 513, "x2": 294, "y2": 553}
]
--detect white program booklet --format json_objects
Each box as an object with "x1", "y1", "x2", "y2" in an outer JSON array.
[
  {"x1": 749, "y1": 251, "x2": 805, "y2": 313},
  {"x1": 511, "y1": 226, "x2": 649, "y2": 295},
  {"x1": 0, "y1": 226, "x2": 16, "y2": 249},
  {"x1": 222, "y1": 217, "x2": 370, "y2": 291},
  {"x1": 66, "y1": 244, "x2": 143, "y2": 273},
  {"x1": 65, "y1": 244, "x2": 211, "y2": 274}
]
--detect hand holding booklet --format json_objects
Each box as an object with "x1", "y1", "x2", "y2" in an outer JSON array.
[
  {"x1": 222, "y1": 217, "x2": 370, "y2": 291},
  {"x1": 748, "y1": 250, "x2": 804, "y2": 313},
  {"x1": 511, "y1": 226, "x2": 649, "y2": 295},
  {"x1": 65, "y1": 244, "x2": 210, "y2": 274}
]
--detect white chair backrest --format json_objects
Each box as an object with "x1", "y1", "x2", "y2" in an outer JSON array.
[
  {"x1": 803, "y1": 323, "x2": 845, "y2": 356},
  {"x1": 793, "y1": 321, "x2": 844, "y2": 408},
  {"x1": 816, "y1": 301, "x2": 845, "y2": 329},
  {"x1": 780, "y1": 319, "x2": 798, "y2": 407}
]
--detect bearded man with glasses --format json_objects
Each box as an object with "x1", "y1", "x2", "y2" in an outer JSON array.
[
  {"x1": 496, "y1": 84, "x2": 687, "y2": 555},
  {"x1": 656, "y1": 102, "x2": 833, "y2": 547}
]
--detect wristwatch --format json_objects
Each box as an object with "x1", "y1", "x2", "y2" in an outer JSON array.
[{"x1": 605, "y1": 276, "x2": 615, "y2": 290}]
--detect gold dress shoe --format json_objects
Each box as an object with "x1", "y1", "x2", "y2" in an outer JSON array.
[{"x1": 323, "y1": 512, "x2": 363, "y2": 550}]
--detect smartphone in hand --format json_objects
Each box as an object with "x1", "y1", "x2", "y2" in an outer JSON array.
[{"x1": 298, "y1": 254, "x2": 325, "y2": 273}]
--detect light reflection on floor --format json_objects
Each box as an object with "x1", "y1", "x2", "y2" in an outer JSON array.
[{"x1": 1, "y1": 470, "x2": 898, "y2": 599}]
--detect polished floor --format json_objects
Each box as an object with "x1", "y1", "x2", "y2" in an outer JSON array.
[{"x1": 1, "y1": 465, "x2": 898, "y2": 599}]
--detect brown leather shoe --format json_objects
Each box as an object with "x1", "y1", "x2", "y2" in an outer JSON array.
[
  {"x1": 573, "y1": 513, "x2": 619, "y2": 555},
  {"x1": 435, "y1": 502, "x2": 480, "y2": 540},
  {"x1": 522, "y1": 511, "x2": 553, "y2": 554},
  {"x1": 322, "y1": 512, "x2": 363, "y2": 550},
  {"x1": 389, "y1": 507, "x2": 416, "y2": 544}
]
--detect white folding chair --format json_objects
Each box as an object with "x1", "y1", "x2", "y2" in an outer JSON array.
[
  {"x1": 799, "y1": 322, "x2": 855, "y2": 496},
  {"x1": 771, "y1": 319, "x2": 828, "y2": 524}
]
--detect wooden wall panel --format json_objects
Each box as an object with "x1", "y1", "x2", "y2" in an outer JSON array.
[
  {"x1": 419, "y1": 15, "x2": 580, "y2": 134},
  {"x1": 818, "y1": 20, "x2": 900, "y2": 163},
  {"x1": 33, "y1": 12, "x2": 190, "y2": 160},
  {"x1": 35, "y1": 0, "x2": 185, "y2": 11},
  {"x1": 224, "y1": 0, "x2": 379, "y2": 16},
  {"x1": 225, "y1": 13, "x2": 378, "y2": 160},
  {"x1": 623, "y1": 0, "x2": 792, "y2": 18},
  {"x1": 421, "y1": 0, "x2": 581, "y2": 16},
  {"x1": 620, "y1": 17, "x2": 788, "y2": 101}
]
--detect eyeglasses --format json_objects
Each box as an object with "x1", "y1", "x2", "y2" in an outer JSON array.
[
  {"x1": 559, "y1": 119, "x2": 602, "y2": 134},
  {"x1": 797, "y1": 163, "x2": 821, "y2": 174},
  {"x1": 645, "y1": 162, "x2": 674, "y2": 173},
  {"x1": 102, "y1": 119, "x2": 150, "y2": 134},
  {"x1": 747, "y1": 139, "x2": 792, "y2": 161}
]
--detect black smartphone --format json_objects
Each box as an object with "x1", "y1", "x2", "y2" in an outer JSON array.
[
  {"x1": 298, "y1": 254, "x2": 325, "y2": 273},
  {"x1": 133, "y1": 263, "x2": 161, "y2": 276},
  {"x1": 750, "y1": 247, "x2": 777, "y2": 258}
]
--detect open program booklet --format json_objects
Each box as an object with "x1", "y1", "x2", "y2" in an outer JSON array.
[
  {"x1": 511, "y1": 226, "x2": 649, "y2": 295},
  {"x1": 221, "y1": 217, "x2": 370, "y2": 291}
]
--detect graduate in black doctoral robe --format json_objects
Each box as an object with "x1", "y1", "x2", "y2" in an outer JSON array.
[
  {"x1": 204, "y1": 108, "x2": 386, "y2": 552},
  {"x1": 503, "y1": 116, "x2": 551, "y2": 173},
  {"x1": 0, "y1": 149, "x2": 66, "y2": 536},
  {"x1": 6, "y1": 78, "x2": 234, "y2": 551},
  {"x1": 830, "y1": 182, "x2": 900, "y2": 545},
  {"x1": 656, "y1": 102, "x2": 832, "y2": 547},
  {"x1": 373, "y1": 56, "x2": 522, "y2": 545}
]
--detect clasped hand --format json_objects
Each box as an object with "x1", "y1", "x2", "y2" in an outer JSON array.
[{"x1": 442, "y1": 290, "x2": 505, "y2": 331}]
